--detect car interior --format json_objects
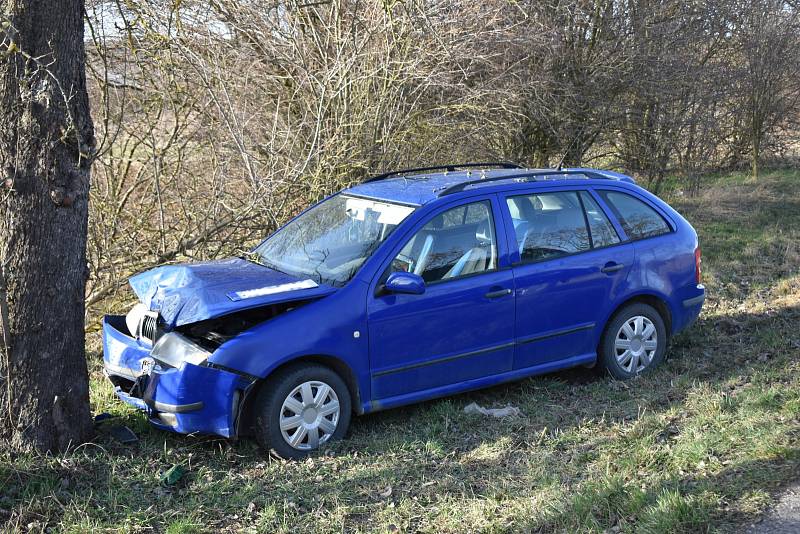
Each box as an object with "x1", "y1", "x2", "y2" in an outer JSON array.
[
  {"x1": 509, "y1": 192, "x2": 591, "y2": 261},
  {"x1": 392, "y1": 203, "x2": 497, "y2": 283}
]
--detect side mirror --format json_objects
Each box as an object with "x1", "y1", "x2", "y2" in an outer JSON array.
[{"x1": 384, "y1": 271, "x2": 426, "y2": 295}]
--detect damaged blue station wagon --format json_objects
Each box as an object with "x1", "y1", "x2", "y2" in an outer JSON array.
[{"x1": 103, "y1": 163, "x2": 705, "y2": 458}]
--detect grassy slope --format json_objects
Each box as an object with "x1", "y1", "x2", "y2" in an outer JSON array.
[{"x1": 2, "y1": 170, "x2": 799, "y2": 534}]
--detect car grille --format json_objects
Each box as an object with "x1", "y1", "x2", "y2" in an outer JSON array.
[{"x1": 140, "y1": 313, "x2": 158, "y2": 344}]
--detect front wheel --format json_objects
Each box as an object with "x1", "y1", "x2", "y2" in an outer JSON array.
[
  {"x1": 598, "y1": 303, "x2": 667, "y2": 379},
  {"x1": 253, "y1": 364, "x2": 352, "y2": 459}
]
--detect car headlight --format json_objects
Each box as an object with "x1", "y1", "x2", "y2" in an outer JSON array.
[
  {"x1": 150, "y1": 332, "x2": 211, "y2": 368},
  {"x1": 126, "y1": 303, "x2": 148, "y2": 338},
  {"x1": 126, "y1": 303, "x2": 160, "y2": 344}
]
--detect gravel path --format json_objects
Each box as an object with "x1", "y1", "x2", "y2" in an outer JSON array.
[{"x1": 745, "y1": 484, "x2": 800, "y2": 534}]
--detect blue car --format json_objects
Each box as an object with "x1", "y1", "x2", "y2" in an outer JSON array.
[{"x1": 103, "y1": 163, "x2": 705, "y2": 458}]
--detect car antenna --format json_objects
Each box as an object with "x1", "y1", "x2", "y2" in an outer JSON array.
[{"x1": 556, "y1": 127, "x2": 585, "y2": 171}]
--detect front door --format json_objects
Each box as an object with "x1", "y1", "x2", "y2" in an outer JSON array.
[{"x1": 367, "y1": 197, "x2": 515, "y2": 402}]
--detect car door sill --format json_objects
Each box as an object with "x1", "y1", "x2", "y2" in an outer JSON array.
[
  {"x1": 371, "y1": 342, "x2": 515, "y2": 378},
  {"x1": 371, "y1": 323, "x2": 596, "y2": 379},
  {"x1": 516, "y1": 322, "x2": 595, "y2": 345},
  {"x1": 366, "y1": 352, "x2": 596, "y2": 413}
]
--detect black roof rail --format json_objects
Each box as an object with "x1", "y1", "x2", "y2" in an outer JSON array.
[
  {"x1": 437, "y1": 169, "x2": 607, "y2": 196},
  {"x1": 363, "y1": 162, "x2": 522, "y2": 183}
]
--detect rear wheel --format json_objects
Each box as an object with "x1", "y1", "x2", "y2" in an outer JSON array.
[
  {"x1": 598, "y1": 303, "x2": 667, "y2": 379},
  {"x1": 253, "y1": 364, "x2": 352, "y2": 459}
]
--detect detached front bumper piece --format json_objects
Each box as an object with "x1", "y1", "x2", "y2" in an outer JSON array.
[{"x1": 102, "y1": 315, "x2": 254, "y2": 438}]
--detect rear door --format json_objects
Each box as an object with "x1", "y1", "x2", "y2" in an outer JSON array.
[
  {"x1": 367, "y1": 196, "x2": 516, "y2": 401},
  {"x1": 500, "y1": 188, "x2": 635, "y2": 370}
]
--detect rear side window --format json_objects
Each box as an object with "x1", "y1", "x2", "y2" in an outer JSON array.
[
  {"x1": 579, "y1": 192, "x2": 620, "y2": 248},
  {"x1": 507, "y1": 191, "x2": 591, "y2": 262},
  {"x1": 598, "y1": 191, "x2": 671, "y2": 240}
]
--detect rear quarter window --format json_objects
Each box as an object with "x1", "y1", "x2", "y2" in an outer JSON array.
[{"x1": 598, "y1": 190, "x2": 671, "y2": 240}]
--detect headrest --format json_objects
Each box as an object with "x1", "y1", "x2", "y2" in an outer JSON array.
[{"x1": 476, "y1": 220, "x2": 493, "y2": 243}]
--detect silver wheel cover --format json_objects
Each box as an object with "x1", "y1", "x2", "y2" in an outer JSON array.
[
  {"x1": 279, "y1": 380, "x2": 340, "y2": 450},
  {"x1": 614, "y1": 315, "x2": 658, "y2": 374}
]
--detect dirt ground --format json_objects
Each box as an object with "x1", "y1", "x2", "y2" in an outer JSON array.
[{"x1": 745, "y1": 483, "x2": 800, "y2": 534}]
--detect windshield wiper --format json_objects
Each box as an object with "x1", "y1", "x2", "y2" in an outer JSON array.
[
  {"x1": 236, "y1": 249, "x2": 285, "y2": 273},
  {"x1": 237, "y1": 249, "x2": 327, "y2": 285},
  {"x1": 236, "y1": 249, "x2": 261, "y2": 264}
]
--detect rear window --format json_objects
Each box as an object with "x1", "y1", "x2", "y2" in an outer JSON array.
[{"x1": 597, "y1": 191, "x2": 671, "y2": 240}]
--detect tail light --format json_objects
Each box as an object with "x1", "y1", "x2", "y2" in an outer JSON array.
[{"x1": 694, "y1": 247, "x2": 702, "y2": 284}]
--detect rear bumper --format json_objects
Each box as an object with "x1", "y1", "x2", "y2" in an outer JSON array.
[
  {"x1": 674, "y1": 284, "x2": 705, "y2": 334},
  {"x1": 682, "y1": 289, "x2": 705, "y2": 308},
  {"x1": 102, "y1": 315, "x2": 253, "y2": 437}
]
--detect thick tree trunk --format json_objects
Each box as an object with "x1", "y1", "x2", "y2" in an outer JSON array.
[{"x1": 0, "y1": 0, "x2": 94, "y2": 452}]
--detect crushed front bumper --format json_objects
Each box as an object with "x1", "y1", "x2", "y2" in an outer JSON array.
[{"x1": 102, "y1": 315, "x2": 254, "y2": 437}]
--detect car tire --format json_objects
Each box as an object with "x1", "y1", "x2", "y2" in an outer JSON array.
[
  {"x1": 598, "y1": 303, "x2": 667, "y2": 380},
  {"x1": 253, "y1": 363, "x2": 352, "y2": 459}
]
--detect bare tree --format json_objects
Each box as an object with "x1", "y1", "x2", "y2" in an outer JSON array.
[
  {"x1": 82, "y1": 0, "x2": 521, "y2": 317},
  {"x1": 732, "y1": 0, "x2": 800, "y2": 178},
  {"x1": 614, "y1": 0, "x2": 735, "y2": 193},
  {"x1": 79, "y1": 0, "x2": 800, "y2": 323}
]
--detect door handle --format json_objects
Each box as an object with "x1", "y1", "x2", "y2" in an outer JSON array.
[
  {"x1": 601, "y1": 262, "x2": 624, "y2": 274},
  {"x1": 485, "y1": 288, "x2": 512, "y2": 299}
]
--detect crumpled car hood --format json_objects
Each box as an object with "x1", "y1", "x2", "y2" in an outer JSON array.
[{"x1": 129, "y1": 258, "x2": 336, "y2": 327}]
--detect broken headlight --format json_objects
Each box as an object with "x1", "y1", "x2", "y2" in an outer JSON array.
[
  {"x1": 150, "y1": 332, "x2": 211, "y2": 368},
  {"x1": 126, "y1": 303, "x2": 160, "y2": 344}
]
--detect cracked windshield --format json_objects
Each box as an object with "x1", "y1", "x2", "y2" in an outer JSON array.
[{"x1": 254, "y1": 195, "x2": 415, "y2": 286}]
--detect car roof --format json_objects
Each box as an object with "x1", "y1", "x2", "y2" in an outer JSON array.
[{"x1": 344, "y1": 167, "x2": 636, "y2": 206}]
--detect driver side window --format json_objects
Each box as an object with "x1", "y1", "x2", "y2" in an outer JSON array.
[{"x1": 390, "y1": 201, "x2": 497, "y2": 283}]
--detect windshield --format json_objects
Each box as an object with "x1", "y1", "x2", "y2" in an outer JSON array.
[{"x1": 254, "y1": 195, "x2": 415, "y2": 287}]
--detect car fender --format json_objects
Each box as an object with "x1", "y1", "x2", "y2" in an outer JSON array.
[
  {"x1": 208, "y1": 280, "x2": 372, "y2": 406},
  {"x1": 598, "y1": 288, "x2": 679, "y2": 340}
]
